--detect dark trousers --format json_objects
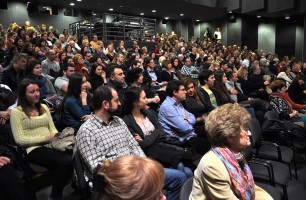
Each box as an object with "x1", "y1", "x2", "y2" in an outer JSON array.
[
  {"x1": 28, "y1": 147, "x2": 73, "y2": 197},
  {"x1": 0, "y1": 164, "x2": 36, "y2": 200}
]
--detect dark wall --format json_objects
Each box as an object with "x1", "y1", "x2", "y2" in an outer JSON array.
[
  {"x1": 275, "y1": 19, "x2": 296, "y2": 58},
  {"x1": 241, "y1": 15, "x2": 258, "y2": 50},
  {"x1": 227, "y1": 16, "x2": 242, "y2": 46}
]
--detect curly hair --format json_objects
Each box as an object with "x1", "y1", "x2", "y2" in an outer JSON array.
[{"x1": 205, "y1": 103, "x2": 250, "y2": 146}]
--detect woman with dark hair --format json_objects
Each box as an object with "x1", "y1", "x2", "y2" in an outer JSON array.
[
  {"x1": 171, "y1": 57, "x2": 183, "y2": 78},
  {"x1": 64, "y1": 44, "x2": 74, "y2": 57},
  {"x1": 1, "y1": 45, "x2": 17, "y2": 68},
  {"x1": 160, "y1": 60, "x2": 179, "y2": 83},
  {"x1": 148, "y1": 51, "x2": 159, "y2": 65},
  {"x1": 20, "y1": 42, "x2": 36, "y2": 57},
  {"x1": 88, "y1": 63, "x2": 107, "y2": 92},
  {"x1": 26, "y1": 59, "x2": 56, "y2": 100},
  {"x1": 122, "y1": 87, "x2": 193, "y2": 178},
  {"x1": 214, "y1": 70, "x2": 235, "y2": 105},
  {"x1": 182, "y1": 77, "x2": 208, "y2": 128},
  {"x1": 10, "y1": 79, "x2": 73, "y2": 200},
  {"x1": 13, "y1": 37, "x2": 23, "y2": 53},
  {"x1": 288, "y1": 75, "x2": 306, "y2": 104},
  {"x1": 64, "y1": 72, "x2": 92, "y2": 130},
  {"x1": 35, "y1": 38, "x2": 49, "y2": 61}
]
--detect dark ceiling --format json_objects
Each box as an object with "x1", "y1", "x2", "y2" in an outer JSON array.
[{"x1": 21, "y1": 0, "x2": 306, "y2": 21}]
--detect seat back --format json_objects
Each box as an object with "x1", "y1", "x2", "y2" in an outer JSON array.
[
  {"x1": 179, "y1": 176, "x2": 194, "y2": 200},
  {"x1": 249, "y1": 118, "x2": 262, "y2": 147},
  {"x1": 264, "y1": 111, "x2": 280, "y2": 121},
  {"x1": 73, "y1": 150, "x2": 90, "y2": 200}
]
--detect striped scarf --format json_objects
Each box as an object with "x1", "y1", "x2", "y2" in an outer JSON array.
[{"x1": 212, "y1": 146, "x2": 255, "y2": 200}]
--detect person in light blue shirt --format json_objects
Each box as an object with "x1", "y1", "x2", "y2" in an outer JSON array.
[{"x1": 158, "y1": 80, "x2": 210, "y2": 154}]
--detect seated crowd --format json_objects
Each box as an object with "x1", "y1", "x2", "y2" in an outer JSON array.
[{"x1": 1, "y1": 21, "x2": 306, "y2": 200}]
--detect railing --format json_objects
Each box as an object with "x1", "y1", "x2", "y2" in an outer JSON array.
[{"x1": 69, "y1": 13, "x2": 156, "y2": 43}]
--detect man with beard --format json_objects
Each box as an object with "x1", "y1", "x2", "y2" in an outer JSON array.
[
  {"x1": 54, "y1": 63, "x2": 75, "y2": 97},
  {"x1": 76, "y1": 85, "x2": 186, "y2": 200}
]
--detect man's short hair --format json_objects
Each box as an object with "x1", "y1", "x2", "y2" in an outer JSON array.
[
  {"x1": 199, "y1": 69, "x2": 214, "y2": 86},
  {"x1": 12, "y1": 53, "x2": 28, "y2": 63},
  {"x1": 166, "y1": 80, "x2": 184, "y2": 97},
  {"x1": 107, "y1": 64, "x2": 121, "y2": 78},
  {"x1": 183, "y1": 57, "x2": 190, "y2": 63},
  {"x1": 131, "y1": 60, "x2": 141, "y2": 67},
  {"x1": 62, "y1": 63, "x2": 75, "y2": 72},
  {"x1": 93, "y1": 85, "x2": 114, "y2": 109}
]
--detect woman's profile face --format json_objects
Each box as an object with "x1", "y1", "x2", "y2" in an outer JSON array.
[
  {"x1": 81, "y1": 76, "x2": 88, "y2": 92},
  {"x1": 95, "y1": 66, "x2": 103, "y2": 76},
  {"x1": 222, "y1": 73, "x2": 227, "y2": 83},
  {"x1": 26, "y1": 84, "x2": 40, "y2": 104},
  {"x1": 186, "y1": 82, "x2": 195, "y2": 97},
  {"x1": 137, "y1": 90, "x2": 147, "y2": 109},
  {"x1": 228, "y1": 126, "x2": 251, "y2": 153},
  {"x1": 32, "y1": 64, "x2": 42, "y2": 76}
]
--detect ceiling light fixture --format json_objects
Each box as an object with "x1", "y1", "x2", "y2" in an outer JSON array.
[
  {"x1": 77, "y1": 0, "x2": 82, "y2": 2},
  {"x1": 152, "y1": 10, "x2": 156, "y2": 12},
  {"x1": 196, "y1": 19, "x2": 200, "y2": 22},
  {"x1": 180, "y1": 13, "x2": 184, "y2": 16},
  {"x1": 140, "y1": 13, "x2": 144, "y2": 15},
  {"x1": 70, "y1": 3, "x2": 75, "y2": 6},
  {"x1": 285, "y1": 15, "x2": 290, "y2": 20},
  {"x1": 109, "y1": 8, "x2": 113, "y2": 11},
  {"x1": 228, "y1": 11, "x2": 232, "y2": 13},
  {"x1": 165, "y1": 17, "x2": 169, "y2": 20},
  {"x1": 257, "y1": 16, "x2": 261, "y2": 18}
]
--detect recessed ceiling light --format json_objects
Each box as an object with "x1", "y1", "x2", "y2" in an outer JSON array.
[
  {"x1": 92, "y1": 13, "x2": 96, "y2": 16},
  {"x1": 77, "y1": 0, "x2": 82, "y2": 2},
  {"x1": 285, "y1": 16, "x2": 290, "y2": 20},
  {"x1": 152, "y1": 10, "x2": 156, "y2": 12},
  {"x1": 257, "y1": 16, "x2": 261, "y2": 18},
  {"x1": 180, "y1": 13, "x2": 184, "y2": 16},
  {"x1": 165, "y1": 17, "x2": 169, "y2": 20},
  {"x1": 196, "y1": 19, "x2": 200, "y2": 22},
  {"x1": 119, "y1": 5, "x2": 123, "y2": 8},
  {"x1": 228, "y1": 11, "x2": 232, "y2": 13},
  {"x1": 70, "y1": 3, "x2": 75, "y2": 6},
  {"x1": 109, "y1": 8, "x2": 113, "y2": 11},
  {"x1": 140, "y1": 13, "x2": 144, "y2": 15}
]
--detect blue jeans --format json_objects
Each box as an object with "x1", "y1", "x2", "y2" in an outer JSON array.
[
  {"x1": 164, "y1": 168, "x2": 187, "y2": 200},
  {"x1": 177, "y1": 162, "x2": 193, "y2": 178}
]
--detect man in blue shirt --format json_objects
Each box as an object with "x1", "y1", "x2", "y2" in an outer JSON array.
[{"x1": 158, "y1": 80, "x2": 210, "y2": 154}]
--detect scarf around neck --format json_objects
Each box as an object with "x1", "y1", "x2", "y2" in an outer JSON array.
[
  {"x1": 212, "y1": 146, "x2": 255, "y2": 200},
  {"x1": 270, "y1": 92, "x2": 293, "y2": 113}
]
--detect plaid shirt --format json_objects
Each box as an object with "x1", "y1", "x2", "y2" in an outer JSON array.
[
  {"x1": 76, "y1": 114, "x2": 145, "y2": 180},
  {"x1": 181, "y1": 65, "x2": 199, "y2": 79}
]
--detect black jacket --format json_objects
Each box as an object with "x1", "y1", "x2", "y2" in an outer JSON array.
[{"x1": 1, "y1": 65, "x2": 26, "y2": 93}]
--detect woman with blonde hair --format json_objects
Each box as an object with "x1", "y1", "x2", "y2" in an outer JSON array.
[
  {"x1": 93, "y1": 155, "x2": 166, "y2": 200},
  {"x1": 190, "y1": 103, "x2": 272, "y2": 200}
]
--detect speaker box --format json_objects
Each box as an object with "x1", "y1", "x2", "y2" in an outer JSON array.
[
  {"x1": 162, "y1": 19, "x2": 167, "y2": 24},
  {"x1": 0, "y1": 0, "x2": 7, "y2": 10},
  {"x1": 27, "y1": 2, "x2": 38, "y2": 13}
]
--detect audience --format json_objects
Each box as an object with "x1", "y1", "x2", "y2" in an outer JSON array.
[
  {"x1": 76, "y1": 85, "x2": 186, "y2": 200},
  {"x1": 1, "y1": 21, "x2": 305, "y2": 199}
]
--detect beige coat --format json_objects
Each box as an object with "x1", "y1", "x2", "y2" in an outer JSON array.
[{"x1": 189, "y1": 150, "x2": 273, "y2": 200}]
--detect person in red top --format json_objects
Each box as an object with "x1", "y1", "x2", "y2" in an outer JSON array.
[{"x1": 73, "y1": 54, "x2": 89, "y2": 78}]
